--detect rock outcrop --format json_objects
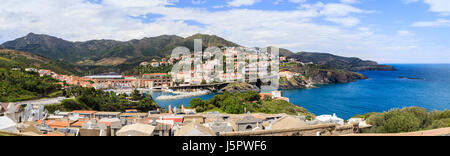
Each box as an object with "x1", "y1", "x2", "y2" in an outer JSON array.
[{"x1": 218, "y1": 82, "x2": 260, "y2": 93}]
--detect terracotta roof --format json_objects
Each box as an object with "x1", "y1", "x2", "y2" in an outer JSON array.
[
  {"x1": 274, "y1": 97, "x2": 289, "y2": 101},
  {"x1": 71, "y1": 110, "x2": 97, "y2": 114},
  {"x1": 71, "y1": 120, "x2": 111, "y2": 127},
  {"x1": 260, "y1": 93, "x2": 272, "y2": 100},
  {"x1": 38, "y1": 120, "x2": 70, "y2": 129},
  {"x1": 252, "y1": 114, "x2": 266, "y2": 120},
  {"x1": 143, "y1": 73, "x2": 167, "y2": 76},
  {"x1": 94, "y1": 112, "x2": 122, "y2": 115}
]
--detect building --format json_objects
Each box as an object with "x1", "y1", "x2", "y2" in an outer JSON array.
[
  {"x1": 234, "y1": 116, "x2": 263, "y2": 131},
  {"x1": 80, "y1": 119, "x2": 110, "y2": 136},
  {"x1": 71, "y1": 111, "x2": 97, "y2": 118},
  {"x1": 25, "y1": 68, "x2": 38, "y2": 72},
  {"x1": 0, "y1": 103, "x2": 9, "y2": 116},
  {"x1": 116, "y1": 123, "x2": 156, "y2": 136},
  {"x1": 140, "y1": 61, "x2": 149, "y2": 66},
  {"x1": 0, "y1": 116, "x2": 17, "y2": 133},
  {"x1": 183, "y1": 115, "x2": 205, "y2": 124},
  {"x1": 156, "y1": 115, "x2": 183, "y2": 125},
  {"x1": 94, "y1": 112, "x2": 122, "y2": 119},
  {"x1": 142, "y1": 73, "x2": 172, "y2": 88},
  {"x1": 268, "y1": 116, "x2": 307, "y2": 130},
  {"x1": 259, "y1": 93, "x2": 272, "y2": 100},
  {"x1": 120, "y1": 113, "x2": 148, "y2": 119},
  {"x1": 149, "y1": 118, "x2": 172, "y2": 136},
  {"x1": 151, "y1": 62, "x2": 160, "y2": 67},
  {"x1": 174, "y1": 122, "x2": 216, "y2": 136},
  {"x1": 315, "y1": 113, "x2": 345, "y2": 125},
  {"x1": 207, "y1": 120, "x2": 234, "y2": 133}
]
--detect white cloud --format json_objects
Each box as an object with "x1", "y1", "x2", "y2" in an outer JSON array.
[
  {"x1": 406, "y1": 0, "x2": 450, "y2": 15},
  {"x1": 0, "y1": 0, "x2": 439, "y2": 63},
  {"x1": 397, "y1": 30, "x2": 414, "y2": 36},
  {"x1": 227, "y1": 0, "x2": 259, "y2": 7},
  {"x1": 412, "y1": 18, "x2": 450, "y2": 27},
  {"x1": 325, "y1": 17, "x2": 360, "y2": 27},
  {"x1": 340, "y1": 0, "x2": 360, "y2": 4}
]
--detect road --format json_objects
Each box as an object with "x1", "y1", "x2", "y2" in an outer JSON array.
[{"x1": 12, "y1": 97, "x2": 67, "y2": 106}]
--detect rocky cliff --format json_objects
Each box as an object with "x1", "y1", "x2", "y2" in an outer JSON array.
[{"x1": 279, "y1": 63, "x2": 367, "y2": 89}]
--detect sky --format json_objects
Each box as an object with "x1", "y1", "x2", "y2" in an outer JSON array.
[{"x1": 0, "y1": 0, "x2": 449, "y2": 63}]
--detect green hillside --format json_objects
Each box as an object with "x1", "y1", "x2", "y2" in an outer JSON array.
[{"x1": 0, "y1": 49, "x2": 80, "y2": 75}]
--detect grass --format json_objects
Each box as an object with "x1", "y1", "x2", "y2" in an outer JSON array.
[{"x1": 0, "y1": 132, "x2": 12, "y2": 136}]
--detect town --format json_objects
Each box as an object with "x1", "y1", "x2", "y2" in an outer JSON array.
[{"x1": 0, "y1": 99, "x2": 370, "y2": 136}]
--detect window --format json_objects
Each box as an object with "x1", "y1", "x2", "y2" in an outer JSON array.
[{"x1": 246, "y1": 125, "x2": 253, "y2": 130}]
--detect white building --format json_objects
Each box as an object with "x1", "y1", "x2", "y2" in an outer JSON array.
[
  {"x1": 315, "y1": 113, "x2": 344, "y2": 125},
  {"x1": 0, "y1": 116, "x2": 17, "y2": 133}
]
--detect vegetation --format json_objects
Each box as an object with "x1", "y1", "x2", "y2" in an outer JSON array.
[
  {"x1": 123, "y1": 64, "x2": 173, "y2": 76},
  {"x1": 0, "y1": 68, "x2": 62, "y2": 102},
  {"x1": 288, "y1": 52, "x2": 395, "y2": 71},
  {"x1": 359, "y1": 107, "x2": 450, "y2": 133},
  {"x1": 0, "y1": 49, "x2": 80, "y2": 75},
  {"x1": 188, "y1": 91, "x2": 314, "y2": 119},
  {"x1": 44, "y1": 87, "x2": 159, "y2": 113}
]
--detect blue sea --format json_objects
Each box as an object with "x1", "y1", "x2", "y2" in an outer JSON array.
[{"x1": 152, "y1": 64, "x2": 450, "y2": 119}]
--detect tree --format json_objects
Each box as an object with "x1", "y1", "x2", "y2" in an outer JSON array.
[
  {"x1": 131, "y1": 89, "x2": 142, "y2": 101},
  {"x1": 61, "y1": 99, "x2": 86, "y2": 110}
]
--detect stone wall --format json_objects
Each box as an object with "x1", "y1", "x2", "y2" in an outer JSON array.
[{"x1": 219, "y1": 123, "x2": 358, "y2": 136}]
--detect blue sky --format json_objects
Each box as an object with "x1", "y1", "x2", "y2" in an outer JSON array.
[{"x1": 0, "y1": 0, "x2": 449, "y2": 63}]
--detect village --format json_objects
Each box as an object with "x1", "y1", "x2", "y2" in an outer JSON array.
[
  {"x1": 22, "y1": 47, "x2": 307, "y2": 92},
  {"x1": 0, "y1": 47, "x2": 364, "y2": 136},
  {"x1": 0, "y1": 96, "x2": 371, "y2": 136}
]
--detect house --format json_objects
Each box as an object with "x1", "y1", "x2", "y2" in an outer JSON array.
[
  {"x1": 174, "y1": 122, "x2": 216, "y2": 136},
  {"x1": 148, "y1": 109, "x2": 161, "y2": 115},
  {"x1": 94, "y1": 112, "x2": 122, "y2": 119},
  {"x1": 149, "y1": 118, "x2": 172, "y2": 136},
  {"x1": 268, "y1": 116, "x2": 307, "y2": 130},
  {"x1": 71, "y1": 110, "x2": 97, "y2": 118},
  {"x1": 116, "y1": 123, "x2": 156, "y2": 136},
  {"x1": 206, "y1": 119, "x2": 234, "y2": 133},
  {"x1": 0, "y1": 116, "x2": 17, "y2": 133},
  {"x1": 315, "y1": 113, "x2": 345, "y2": 125},
  {"x1": 0, "y1": 103, "x2": 9, "y2": 115},
  {"x1": 142, "y1": 73, "x2": 172, "y2": 88},
  {"x1": 99, "y1": 118, "x2": 122, "y2": 136},
  {"x1": 280, "y1": 56, "x2": 287, "y2": 62},
  {"x1": 160, "y1": 61, "x2": 169, "y2": 66},
  {"x1": 151, "y1": 62, "x2": 160, "y2": 67},
  {"x1": 156, "y1": 115, "x2": 183, "y2": 125},
  {"x1": 259, "y1": 93, "x2": 272, "y2": 100},
  {"x1": 38, "y1": 120, "x2": 71, "y2": 129},
  {"x1": 288, "y1": 58, "x2": 297, "y2": 62},
  {"x1": 272, "y1": 91, "x2": 283, "y2": 98},
  {"x1": 140, "y1": 61, "x2": 149, "y2": 66},
  {"x1": 183, "y1": 115, "x2": 205, "y2": 124},
  {"x1": 119, "y1": 113, "x2": 148, "y2": 119},
  {"x1": 181, "y1": 105, "x2": 196, "y2": 115},
  {"x1": 80, "y1": 119, "x2": 110, "y2": 136},
  {"x1": 25, "y1": 68, "x2": 38, "y2": 72},
  {"x1": 234, "y1": 116, "x2": 263, "y2": 131}
]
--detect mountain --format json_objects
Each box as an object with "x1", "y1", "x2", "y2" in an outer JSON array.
[
  {"x1": 1, "y1": 33, "x2": 244, "y2": 66},
  {"x1": 0, "y1": 49, "x2": 81, "y2": 75},
  {"x1": 287, "y1": 52, "x2": 395, "y2": 71},
  {"x1": 1, "y1": 33, "x2": 393, "y2": 74}
]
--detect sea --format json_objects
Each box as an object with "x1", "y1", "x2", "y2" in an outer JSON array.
[{"x1": 151, "y1": 64, "x2": 450, "y2": 119}]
